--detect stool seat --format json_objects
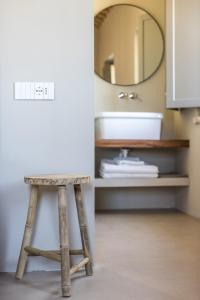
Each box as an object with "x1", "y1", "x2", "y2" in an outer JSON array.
[{"x1": 24, "y1": 174, "x2": 90, "y2": 186}]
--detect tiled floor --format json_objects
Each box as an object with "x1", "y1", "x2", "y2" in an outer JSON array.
[{"x1": 1, "y1": 210, "x2": 200, "y2": 299}]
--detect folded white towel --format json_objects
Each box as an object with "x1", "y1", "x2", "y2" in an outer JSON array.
[
  {"x1": 100, "y1": 162, "x2": 159, "y2": 174},
  {"x1": 113, "y1": 157, "x2": 145, "y2": 166},
  {"x1": 99, "y1": 171, "x2": 158, "y2": 179}
]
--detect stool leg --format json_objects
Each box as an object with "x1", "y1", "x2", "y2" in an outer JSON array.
[
  {"x1": 16, "y1": 185, "x2": 39, "y2": 280},
  {"x1": 74, "y1": 184, "x2": 93, "y2": 276},
  {"x1": 58, "y1": 186, "x2": 71, "y2": 297}
]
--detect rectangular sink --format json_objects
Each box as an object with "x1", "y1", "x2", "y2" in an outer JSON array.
[{"x1": 95, "y1": 112, "x2": 163, "y2": 140}]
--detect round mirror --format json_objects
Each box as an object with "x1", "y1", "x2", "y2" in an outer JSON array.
[{"x1": 94, "y1": 4, "x2": 164, "y2": 86}]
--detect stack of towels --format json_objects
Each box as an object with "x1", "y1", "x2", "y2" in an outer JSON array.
[{"x1": 100, "y1": 157, "x2": 159, "y2": 178}]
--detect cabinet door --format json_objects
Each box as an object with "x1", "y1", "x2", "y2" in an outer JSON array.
[{"x1": 166, "y1": 0, "x2": 200, "y2": 108}]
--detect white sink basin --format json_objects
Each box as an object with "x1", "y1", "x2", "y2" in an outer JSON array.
[{"x1": 95, "y1": 112, "x2": 163, "y2": 140}]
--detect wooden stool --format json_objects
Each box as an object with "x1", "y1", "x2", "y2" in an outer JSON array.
[{"x1": 16, "y1": 174, "x2": 93, "y2": 297}]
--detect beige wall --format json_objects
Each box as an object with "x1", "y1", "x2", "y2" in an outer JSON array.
[
  {"x1": 94, "y1": 0, "x2": 200, "y2": 217},
  {"x1": 174, "y1": 110, "x2": 200, "y2": 218},
  {"x1": 94, "y1": 0, "x2": 175, "y2": 139},
  {"x1": 94, "y1": 0, "x2": 178, "y2": 210}
]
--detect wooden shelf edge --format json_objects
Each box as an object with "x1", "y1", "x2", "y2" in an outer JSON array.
[
  {"x1": 95, "y1": 139, "x2": 190, "y2": 149},
  {"x1": 94, "y1": 176, "x2": 189, "y2": 188}
]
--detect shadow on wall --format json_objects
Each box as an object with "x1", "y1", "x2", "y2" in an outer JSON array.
[
  {"x1": 0, "y1": 182, "x2": 60, "y2": 272},
  {"x1": 0, "y1": 190, "x2": 7, "y2": 271},
  {"x1": 0, "y1": 182, "x2": 26, "y2": 272}
]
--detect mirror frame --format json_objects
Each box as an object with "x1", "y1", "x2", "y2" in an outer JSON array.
[{"x1": 94, "y1": 4, "x2": 165, "y2": 86}]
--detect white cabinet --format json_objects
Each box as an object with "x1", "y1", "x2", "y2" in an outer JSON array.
[{"x1": 166, "y1": 0, "x2": 200, "y2": 108}]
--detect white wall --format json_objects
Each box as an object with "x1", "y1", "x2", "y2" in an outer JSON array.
[{"x1": 0, "y1": 0, "x2": 94, "y2": 272}]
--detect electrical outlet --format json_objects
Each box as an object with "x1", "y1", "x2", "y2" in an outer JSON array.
[
  {"x1": 34, "y1": 83, "x2": 44, "y2": 99},
  {"x1": 14, "y1": 82, "x2": 55, "y2": 100}
]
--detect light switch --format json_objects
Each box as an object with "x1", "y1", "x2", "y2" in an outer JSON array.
[{"x1": 14, "y1": 82, "x2": 55, "y2": 100}]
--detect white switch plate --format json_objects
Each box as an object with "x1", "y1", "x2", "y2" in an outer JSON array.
[{"x1": 14, "y1": 82, "x2": 55, "y2": 100}]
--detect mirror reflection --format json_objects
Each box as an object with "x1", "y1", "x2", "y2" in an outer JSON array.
[{"x1": 95, "y1": 5, "x2": 164, "y2": 86}]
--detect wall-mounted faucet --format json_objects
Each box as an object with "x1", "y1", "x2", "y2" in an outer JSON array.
[{"x1": 118, "y1": 91, "x2": 138, "y2": 100}]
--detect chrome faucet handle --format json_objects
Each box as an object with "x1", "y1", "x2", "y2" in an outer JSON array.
[
  {"x1": 118, "y1": 92, "x2": 128, "y2": 99},
  {"x1": 129, "y1": 92, "x2": 138, "y2": 100}
]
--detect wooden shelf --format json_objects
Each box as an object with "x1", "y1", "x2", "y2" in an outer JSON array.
[
  {"x1": 95, "y1": 139, "x2": 190, "y2": 149},
  {"x1": 95, "y1": 175, "x2": 189, "y2": 188}
]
